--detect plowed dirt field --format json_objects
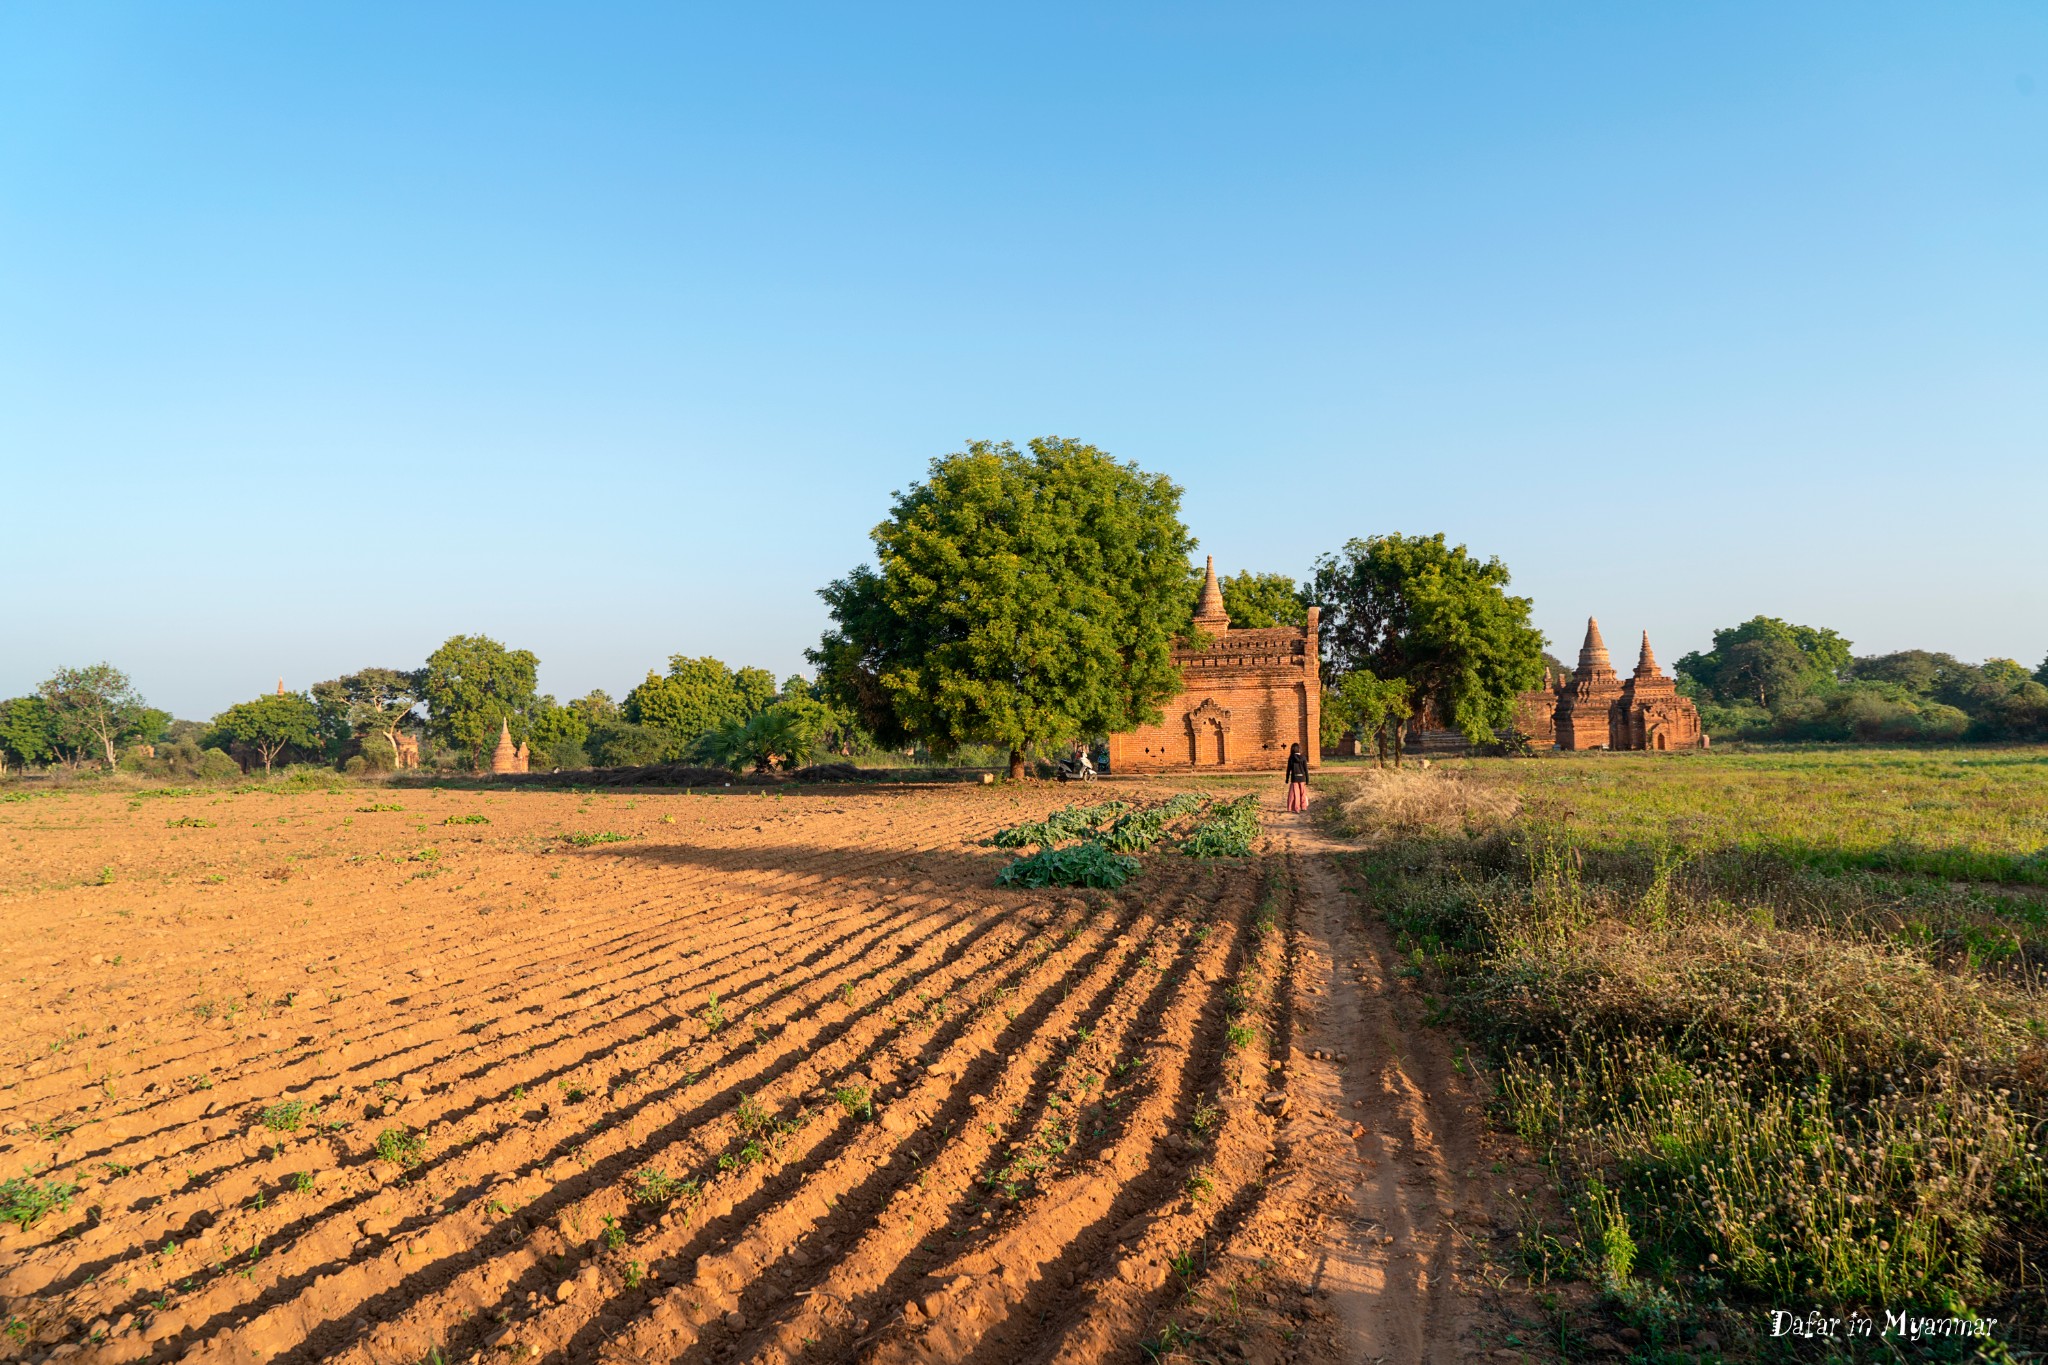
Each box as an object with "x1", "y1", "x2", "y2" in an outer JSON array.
[{"x1": 0, "y1": 783, "x2": 1544, "y2": 1365}]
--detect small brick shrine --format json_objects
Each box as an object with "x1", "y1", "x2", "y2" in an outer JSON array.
[{"x1": 1107, "y1": 558, "x2": 1321, "y2": 773}]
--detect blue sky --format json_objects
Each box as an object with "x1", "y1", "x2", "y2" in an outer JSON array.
[{"x1": 3, "y1": 4, "x2": 2043, "y2": 718}]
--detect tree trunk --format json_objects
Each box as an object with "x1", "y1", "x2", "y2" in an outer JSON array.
[
  {"x1": 101, "y1": 728, "x2": 118, "y2": 770},
  {"x1": 1008, "y1": 748, "x2": 1026, "y2": 781}
]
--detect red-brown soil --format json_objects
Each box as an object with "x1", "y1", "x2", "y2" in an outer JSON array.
[{"x1": 0, "y1": 782, "x2": 1547, "y2": 1364}]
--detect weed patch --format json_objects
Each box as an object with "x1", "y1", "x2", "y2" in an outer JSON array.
[
  {"x1": 373, "y1": 1127, "x2": 425, "y2": 1168},
  {"x1": 0, "y1": 1177, "x2": 79, "y2": 1231}
]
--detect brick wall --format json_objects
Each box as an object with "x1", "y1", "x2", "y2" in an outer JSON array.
[{"x1": 1108, "y1": 619, "x2": 1321, "y2": 774}]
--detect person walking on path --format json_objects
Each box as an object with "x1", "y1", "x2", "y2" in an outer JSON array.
[{"x1": 1284, "y1": 742, "x2": 1310, "y2": 813}]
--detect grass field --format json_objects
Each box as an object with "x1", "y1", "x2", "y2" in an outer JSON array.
[{"x1": 1326, "y1": 746, "x2": 2048, "y2": 1357}]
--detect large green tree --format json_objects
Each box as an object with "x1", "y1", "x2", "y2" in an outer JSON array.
[
  {"x1": 312, "y1": 667, "x2": 425, "y2": 760},
  {"x1": 0, "y1": 696, "x2": 55, "y2": 773},
  {"x1": 525, "y1": 697, "x2": 590, "y2": 768},
  {"x1": 1306, "y1": 534, "x2": 1545, "y2": 744},
  {"x1": 1675, "y1": 617, "x2": 1851, "y2": 711},
  {"x1": 39, "y1": 663, "x2": 149, "y2": 769},
  {"x1": 210, "y1": 692, "x2": 322, "y2": 773},
  {"x1": 624, "y1": 657, "x2": 777, "y2": 759},
  {"x1": 420, "y1": 635, "x2": 541, "y2": 769},
  {"x1": 811, "y1": 436, "x2": 1194, "y2": 779}
]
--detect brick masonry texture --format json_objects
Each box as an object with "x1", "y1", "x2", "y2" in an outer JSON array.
[{"x1": 1108, "y1": 558, "x2": 1322, "y2": 773}]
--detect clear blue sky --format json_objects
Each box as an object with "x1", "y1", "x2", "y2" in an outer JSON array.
[{"x1": 3, "y1": 4, "x2": 2043, "y2": 719}]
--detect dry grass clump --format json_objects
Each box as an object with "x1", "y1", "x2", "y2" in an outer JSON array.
[
  {"x1": 1479, "y1": 913, "x2": 2046, "y2": 1084},
  {"x1": 1333, "y1": 766, "x2": 1520, "y2": 839}
]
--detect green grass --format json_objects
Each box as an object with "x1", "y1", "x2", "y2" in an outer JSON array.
[
  {"x1": 563, "y1": 830, "x2": 631, "y2": 847},
  {"x1": 1329, "y1": 746, "x2": 2048, "y2": 1339},
  {"x1": 442, "y1": 813, "x2": 490, "y2": 825},
  {"x1": 1463, "y1": 746, "x2": 2048, "y2": 884}
]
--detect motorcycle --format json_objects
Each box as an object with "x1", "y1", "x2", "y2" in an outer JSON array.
[{"x1": 1055, "y1": 753, "x2": 1096, "y2": 783}]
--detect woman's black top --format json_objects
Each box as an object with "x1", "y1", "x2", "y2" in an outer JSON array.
[{"x1": 1285, "y1": 751, "x2": 1309, "y2": 783}]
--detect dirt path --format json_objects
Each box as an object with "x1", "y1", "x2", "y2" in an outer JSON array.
[{"x1": 1254, "y1": 801, "x2": 1550, "y2": 1365}]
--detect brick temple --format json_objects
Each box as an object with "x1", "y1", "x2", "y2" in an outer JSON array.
[
  {"x1": 1107, "y1": 557, "x2": 1322, "y2": 773},
  {"x1": 1515, "y1": 618, "x2": 1705, "y2": 751}
]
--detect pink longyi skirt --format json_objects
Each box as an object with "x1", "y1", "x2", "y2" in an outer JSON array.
[{"x1": 1285, "y1": 780, "x2": 1309, "y2": 813}]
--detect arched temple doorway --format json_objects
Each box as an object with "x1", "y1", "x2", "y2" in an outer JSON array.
[{"x1": 1184, "y1": 699, "x2": 1232, "y2": 767}]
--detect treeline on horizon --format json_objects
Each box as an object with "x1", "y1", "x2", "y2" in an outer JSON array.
[
  {"x1": 6, "y1": 436, "x2": 2047, "y2": 778},
  {"x1": 0, "y1": 647, "x2": 882, "y2": 780}
]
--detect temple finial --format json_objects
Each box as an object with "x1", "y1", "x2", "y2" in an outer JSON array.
[{"x1": 1192, "y1": 555, "x2": 1229, "y2": 629}]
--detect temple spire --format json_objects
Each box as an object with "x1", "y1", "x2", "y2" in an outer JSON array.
[
  {"x1": 1192, "y1": 555, "x2": 1230, "y2": 631},
  {"x1": 1635, "y1": 630, "x2": 1661, "y2": 678},
  {"x1": 1576, "y1": 617, "x2": 1613, "y2": 677}
]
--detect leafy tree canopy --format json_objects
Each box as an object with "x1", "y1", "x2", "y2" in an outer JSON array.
[
  {"x1": 586, "y1": 721, "x2": 670, "y2": 768},
  {"x1": 210, "y1": 692, "x2": 322, "y2": 773},
  {"x1": 420, "y1": 635, "x2": 541, "y2": 768},
  {"x1": 312, "y1": 667, "x2": 425, "y2": 757},
  {"x1": 1319, "y1": 670, "x2": 1414, "y2": 766},
  {"x1": 525, "y1": 696, "x2": 590, "y2": 766},
  {"x1": 1675, "y1": 617, "x2": 1851, "y2": 711},
  {"x1": 39, "y1": 663, "x2": 149, "y2": 768},
  {"x1": 624, "y1": 657, "x2": 777, "y2": 759},
  {"x1": 1306, "y1": 533, "x2": 1544, "y2": 744},
  {"x1": 809, "y1": 436, "x2": 1195, "y2": 778},
  {"x1": 0, "y1": 696, "x2": 55, "y2": 770},
  {"x1": 568, "y1": 690, "x2": 618, "y2": 724}
]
